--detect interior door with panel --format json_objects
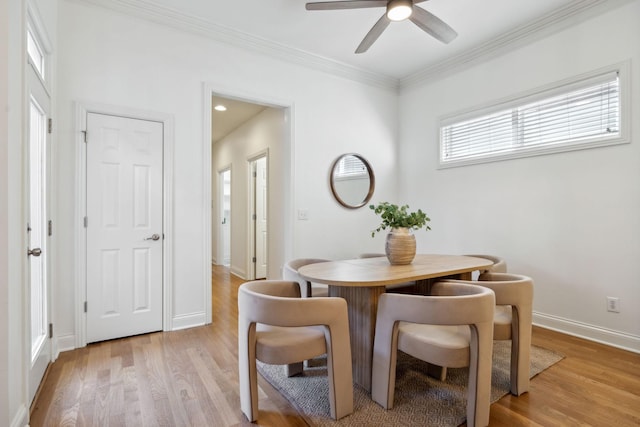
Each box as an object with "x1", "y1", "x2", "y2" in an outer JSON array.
[
  {"x1": 86, "y1": 113, "x2": 164, "y2": 343},
  {"x1": 253, "y1": 156, "x2": 267, "y2": 279}
]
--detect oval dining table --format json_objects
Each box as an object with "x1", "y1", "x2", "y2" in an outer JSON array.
[{"x1": 298, "y1": 254, "x2": 493, "y2": 392}]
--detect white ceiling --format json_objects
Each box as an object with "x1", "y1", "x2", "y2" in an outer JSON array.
[
  {"x1": 142, "y1": 0, "x2": 590, "y2": 80},
  {"x1": 153, "y1": 0, "x2": 614, "y2": 142}
]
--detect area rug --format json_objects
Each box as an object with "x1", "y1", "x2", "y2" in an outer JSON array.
[{"x1": 257, "y1": 341, "x2": 563, "y2": 426}]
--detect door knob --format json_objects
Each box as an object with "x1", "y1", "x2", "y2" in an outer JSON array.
[
  {"x1": 145, "y1": 234, "x2": 160, "y2": 241},
  {"x1": 28, "y1": 247, "x2": 42, "y2": 257}
]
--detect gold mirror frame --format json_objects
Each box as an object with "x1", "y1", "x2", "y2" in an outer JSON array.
[{"x1": 329, "y1": 153, "x2": 375, "y2": 209}]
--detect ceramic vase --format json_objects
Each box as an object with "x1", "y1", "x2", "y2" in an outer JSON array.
[{"x1": 385, "y1": 227, "x2": 416, "y2": 265}]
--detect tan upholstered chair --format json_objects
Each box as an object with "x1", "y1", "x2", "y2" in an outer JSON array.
[
  {"x1": 238, "y1": 280, "x2": 353, "y2": 421},
  {"x1": 371, "y1": 282, "x2": 495, "y2": 427},
  {"x1": 465, "y1": 254, "x2": 507, "y2": 275},
  {"x1": 283, "y1": 258, "x2": 329, "y2": 297},
  {"x1": 444, "y1": 272, "x2": 533, "y2": 396}
]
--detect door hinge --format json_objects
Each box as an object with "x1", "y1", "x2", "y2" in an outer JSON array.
[
  {"x1": 48, "y1": 220, "x2": 53, "y2": 236},
  {"x1": 252, "y1": 213, "x2": 257, "y2": 220},
  {"x1": 48, "y1": 323, "x2": 53, "y2": 339},
  {"x1": 82, "y1": 130, "x2": 88, "y2": 143},
  {"x1": 253, "y1": 171, "x2": 257, "y2": 178},
  {"x1": 48, "y1": 118, "x2": 53, "y2": 134},
  {"x1": 252, "y1": 256, "x2": 256, "y2": 263},
  {"x1": 84, "y1": 216, "x2": 88, "y2": 228},
  {"x1": 84, "y1": 301, "x2": 87, "y2": 313}
]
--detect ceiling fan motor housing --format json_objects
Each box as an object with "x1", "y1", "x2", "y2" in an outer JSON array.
[{"x1": 387, "y1": 0, "x2": 413, "y2": 21}]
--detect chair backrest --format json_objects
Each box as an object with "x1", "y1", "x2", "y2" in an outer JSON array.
[
  {"x1": 376, "y1": 281, "x2": 496, "y2": 328},
  {"x1": 472, "y1": 272, "x2": 533, "y2": 307},
  {"x1": 282, "y1": 258, "x2": 329, "y2": 297},
  {"x1": 465, "y1": 254, "x2": 507, "y2": 273},
  {"x1": 238, "y1": 280, "x2": 346, "y2": 328}
]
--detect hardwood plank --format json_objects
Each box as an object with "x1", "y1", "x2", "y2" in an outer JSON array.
[{"x1": 30, "y1": 265, "x2": 640, "y2": 426}]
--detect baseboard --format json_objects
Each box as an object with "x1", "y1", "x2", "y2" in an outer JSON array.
[
  {"x1": 11, "y1": 404, "x2": 28, "y2": 427},
  {"x1": 171, "y1": 311, "x2": 207, "y2": 330},
  {"x1": 230, "y1": 265, "x2": 247, "y2": 280},
  {"x1": 56, "y1": 333, "x2": 77, "y2": 355},
  {"x1": 533, "y1": 311, "x2": 640, "y2": 354}
]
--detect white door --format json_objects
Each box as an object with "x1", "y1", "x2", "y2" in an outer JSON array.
[
  {"x1": 254, "y1": 157, "x2": 267, "y2": 279},
  {"x1": 86, "y1": 113, "x2": 163, "y2": 343},
  {"x1": 26, "y1": 77, "x2": 51, "y2": 405},
  {"x1": 220, "y1": 168, "x2": 231, "y2": 266}
]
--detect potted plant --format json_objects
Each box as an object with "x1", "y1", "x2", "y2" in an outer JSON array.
[{"x1": 370, "y1": 202, "x2": 431, "y2": 265}]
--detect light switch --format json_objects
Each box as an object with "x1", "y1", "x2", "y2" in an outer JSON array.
[{"x1": 297, "y1": 209, "x2": 309, "y2": 220}]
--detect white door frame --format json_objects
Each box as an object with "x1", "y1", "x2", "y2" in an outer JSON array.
[
  {"x1": 74, "y1": 102, "x2": 174, "y2": 348},
  {"x1": 204, "y1": 83, "x2": 295, "y2": 295}
]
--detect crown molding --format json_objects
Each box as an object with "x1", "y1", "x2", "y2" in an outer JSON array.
[
  {"x1": 399, "y1": 0, "x2": 635, "y2": 90},
  {"x1": 69, "y1": 0, "x2": 400, "y2": 91}
]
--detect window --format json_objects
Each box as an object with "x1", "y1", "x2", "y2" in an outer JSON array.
[
  {"x1": 439, "y1": 64, "x2": 628, "y2": 167},
  {"x1": 27, "y1": 26, "x2": 45, "y2": 80}
]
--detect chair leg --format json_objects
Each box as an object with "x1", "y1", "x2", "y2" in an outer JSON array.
[
  {"x1": 511, "y1": 309, "x2": 531, "y2": 395},
  {"x1": 427, "y1": 363, "x2": 448, "y2": 381},
  {"x1": 285, "y1": 362, "x2": 304, "y2": 377},
  {"x1": 239, "y1": 322, "x2": 259, "y2": 422},
  {"x1": 466, "y1": 325, "x2": 492, "y2": 427}
]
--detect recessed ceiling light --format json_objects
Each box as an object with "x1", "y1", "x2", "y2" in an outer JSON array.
[{"x1": 214, "y1": 104, "x2": 227, "y2": 112}]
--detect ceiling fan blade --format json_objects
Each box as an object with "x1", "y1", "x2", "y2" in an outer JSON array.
[
  {"x1": 409, "y1": 6, "x2": 458, "y2": 44},
  {"x1": 306, "y1": 1, "x2": 388, "y2": 11},
  {"x1": 355, "y1": 14, "x2": 391, "y2": 54}
]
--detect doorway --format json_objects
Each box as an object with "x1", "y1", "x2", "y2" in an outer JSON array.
[{"x1": 210, "y1": 93, "x2": 284, "y2": 280}]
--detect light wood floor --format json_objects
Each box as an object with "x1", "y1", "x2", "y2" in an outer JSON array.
[{"x1": 30, "y1": 265, "x2": 640, "y2": 426}]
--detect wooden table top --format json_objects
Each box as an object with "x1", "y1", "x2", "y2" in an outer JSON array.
[{"x1": 298, "y1": 254, "x2": 493, "y2": 287}]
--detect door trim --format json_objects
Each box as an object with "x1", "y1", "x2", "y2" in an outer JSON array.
[{"x1": 74, "y1": 102, "x2": 174, "y2": 348}]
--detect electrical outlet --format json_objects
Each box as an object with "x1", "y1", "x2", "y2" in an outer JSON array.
[
  {"x1": 606, "y1": 296, "x2": 620, "y2": 313},
  {"x1": 297, "y1": 209, "x2": 309, "y2": 220}
]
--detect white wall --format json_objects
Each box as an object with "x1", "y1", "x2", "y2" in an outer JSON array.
[
  {"x1": 211, "y1": 107, "x2": 285, "y2": 280},
  {"x1": 55, "y1": 0, "x2": 398, "y2": 348},
  {"x1": 398, "y1": 1, "x2": 640, "y2": 351},
  {"x1": 0, "y1": 0, "x2": 24, "y2": 423}
]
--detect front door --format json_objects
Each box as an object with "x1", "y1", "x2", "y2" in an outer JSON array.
[
  {"x1": 26, "y1": 68, "x2": 51, "y2": 405},
  {"x1": 86, "y1": 113, "x2": 164, "y2": 343}
]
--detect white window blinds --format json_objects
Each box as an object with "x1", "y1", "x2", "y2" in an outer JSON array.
[{"x1": 440, "y1": 70, "x2": 622, "y2": 166}]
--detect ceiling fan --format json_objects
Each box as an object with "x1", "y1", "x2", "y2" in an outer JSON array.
[{"x1": 305, "y1": 0, "x2": 458, "y2": 53}]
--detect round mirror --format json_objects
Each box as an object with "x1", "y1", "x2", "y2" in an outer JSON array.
[{"x1": 329, "y1": 153, "x2": 375, "y2": 209}]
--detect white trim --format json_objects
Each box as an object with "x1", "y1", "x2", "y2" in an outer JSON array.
[
  {"x1": 171, "y1": 312, "x2": 207, "y2": 331},
  {"x1": 67, "y1": 0, "x2": 634, "y2": 91},
  {"x1": 400, "y1": 0, "x2": 635, "y2": 89},
  {"x1": 73, "y1": 0, "x2": 397, "y2": 90},
  {"x1": 74, "y1": 101, "x2": 175, "y2": 346},
  {"x1": 55, "y1": 333, "x2": 76, "y2": 354},
  {"x1": 9, "y1": 404, "x2": 28, "y2": 427},
  {"x1": 534, "y1": 311, "x2": 640, "y2": 354}
]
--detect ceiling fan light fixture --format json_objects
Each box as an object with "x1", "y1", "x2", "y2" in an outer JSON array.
[{"x1": 386, "y1": 0, "x2": 413, "y2": 21}]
